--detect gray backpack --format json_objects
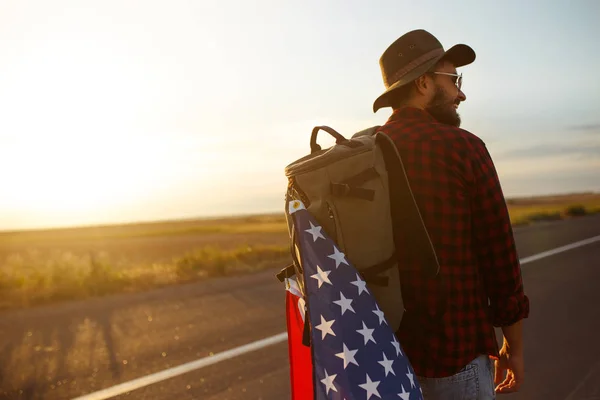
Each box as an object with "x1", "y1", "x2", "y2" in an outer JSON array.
[{"x1": 277, "y1": 125, "x2": 440, "y2": 333}]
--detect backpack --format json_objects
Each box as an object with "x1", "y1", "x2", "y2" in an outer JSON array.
[{"x1": 276, "y1": 124, "x2": 440, "y2": 333}]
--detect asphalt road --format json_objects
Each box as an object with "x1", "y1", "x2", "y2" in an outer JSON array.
[{"x1": 1, "y1": 215, "x2": 599, "y2": 400}]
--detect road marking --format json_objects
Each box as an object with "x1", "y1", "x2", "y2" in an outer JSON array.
[
  {"x1": 73, "y1": 234, "x2": 600, "y2": 400},
  {"x1": 564, "y1": 358, "x2": 600, "y2": 400},
  {"x1": 519, "y1": 235, "x2": 600, "y2": 265},
  {"x1": 72, "y1": 333, "x2": 288, "y2": 400}
]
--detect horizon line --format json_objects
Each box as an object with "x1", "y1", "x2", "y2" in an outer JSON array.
[{"x1": 1, "y1": 190, "x2": 598, "y2": 235}]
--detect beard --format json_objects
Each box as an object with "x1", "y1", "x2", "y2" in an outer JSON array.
[{"x1": 425, "y1": 85, "x2": 461, "y2": 127}]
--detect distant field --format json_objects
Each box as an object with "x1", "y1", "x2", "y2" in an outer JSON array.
[
  {"x1": 1, "y1": 192, "x2": 599, "y2": 311},
  {"x1": 506, "y1": 192, "x2": 600, "y2": 225}
]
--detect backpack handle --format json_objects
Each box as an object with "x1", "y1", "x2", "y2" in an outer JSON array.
[{"x1": 310, "y1": 126, "x2": 348, "y2": 153}]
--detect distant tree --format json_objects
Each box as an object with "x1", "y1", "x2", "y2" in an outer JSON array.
[{"x1": 565, "y1": 205, "x2": 587, "y2": 217}]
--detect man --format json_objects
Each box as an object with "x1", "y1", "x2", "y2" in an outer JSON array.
[{"x1": 372, "y1": 30, "x2": 530, "y2": 399}]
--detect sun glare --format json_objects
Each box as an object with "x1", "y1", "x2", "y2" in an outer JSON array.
[
  {"x1": 2, "y1": 135, "x2": 169, "y2": 218},
  {"x1": 0, "y1": 30, "x2": 172, "y2": 227}
]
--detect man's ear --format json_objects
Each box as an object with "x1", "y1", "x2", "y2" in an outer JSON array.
[{"x1": 414, "y1": 74, "x2": 431, "y2": 95}]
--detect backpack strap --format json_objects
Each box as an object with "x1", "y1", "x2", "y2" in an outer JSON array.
[
  {"x1": 330, "y1": 167, "x2": 380, "y2": 201},
  {"x1": 276, "y1": 263, "x2": 296, "y2": 283},
  {"x1": 341, "y1": 167, "x2": 380, "y2": 187},
  {"x1": 375, "y1": 131, "x2": 448, "y2": 326},
  {"x1": 376, "y1": 132, "x2": 440, "y2": 277},
  {"x1": 359, "y1": 253, "x2": 396, "y2": 286},
  {"x1": 310, "y1": 126, "x2": 363, "y2": 153}
]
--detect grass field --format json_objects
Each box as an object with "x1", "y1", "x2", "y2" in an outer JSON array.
[
  {"x1": 506, "y1": 192, "x2": 600, "y2": 225},
  {"x1": 1, "y1": 192, "x2": 599, "y2": 311}
]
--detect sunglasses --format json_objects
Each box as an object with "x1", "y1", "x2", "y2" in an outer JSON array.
[{"x1": 432, "y1": 72, "x2": 463, "y2": 91}]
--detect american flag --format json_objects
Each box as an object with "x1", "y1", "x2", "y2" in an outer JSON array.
[{"x1": 284, "y1": 199, "x2": 424, "y2": 400}]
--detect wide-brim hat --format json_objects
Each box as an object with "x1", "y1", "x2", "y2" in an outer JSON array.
[{"x1": 373, "y1": 29, "x2": 476, "y2": 112}]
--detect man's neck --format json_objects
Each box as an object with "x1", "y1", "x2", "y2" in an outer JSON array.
[{"x1": 392, "y1": 98, "x2": 428, "y2": 112}]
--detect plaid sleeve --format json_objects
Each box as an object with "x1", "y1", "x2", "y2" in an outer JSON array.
[{"x1": 471, "y1": 142, "x2": 530, "y2": 327}]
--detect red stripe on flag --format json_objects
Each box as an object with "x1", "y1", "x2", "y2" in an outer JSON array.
[{"x1": 286, "y1": 290, "x2": 314, "y2": 399}]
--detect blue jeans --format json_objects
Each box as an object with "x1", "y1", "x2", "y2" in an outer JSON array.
[{"x1": 417, "y1": 355, "x2": 496, "y2": 400}]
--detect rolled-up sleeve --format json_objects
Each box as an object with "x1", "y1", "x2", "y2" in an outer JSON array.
[{"x1": 471, "y1": 142, "x2": 530, "y2": 327}]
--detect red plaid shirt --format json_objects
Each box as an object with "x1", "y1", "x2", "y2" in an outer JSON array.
[{"x1": 379, "y1": 107, "x2": 530, "y2": 378}]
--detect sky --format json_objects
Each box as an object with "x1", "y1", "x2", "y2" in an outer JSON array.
[{"x1": 0, "y1": 0, "x2": 599, "y2": 230}]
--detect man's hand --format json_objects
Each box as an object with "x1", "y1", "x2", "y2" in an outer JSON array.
[{"x1": 493, "y1": 343, "x2": 524, "y2": 394}]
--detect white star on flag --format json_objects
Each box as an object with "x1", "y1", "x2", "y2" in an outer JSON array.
[
  {"x1": 315, "y1": 315, "x2": 336, "y2": 340},
  {"x1": 305, "y1": 221, "x2": 325, "y2": 242},
  {"x1": 373, "y1": 304, "x2": 387, "y2": 326},
  {"x1": 398, "y1": 384, "x2": 411, "y2": 400},
  {"x1": 335, "y1": 343, "x2": 359, "y2": 369},
  {"x1": 333, "y1": 292, "x2": 355, "y2": 315},
  {"x1": 392, "y1": 335, "x2": 403, "y2": 357},
  {"x1": 328, "y1": 246, "x2": 349, "y2": 268},
  {"x1": 351, "y1": 273, "x2": 369, "y2": 295},
  {"x1": 321, "y1": 369, "x2": 338, "y2": 395},
  {"x1": 358, "y1": 374, "x2": 381, "y2": 400},
  {"x1": 406, "y1": 366, "x2": 416, "y2": 388},
  {"x1": 357, "y1": 321, "x2": 376, "y2": 345},
  {"x1": 310, "y1": 266, "x2": 332, "y2": 288},
  {"x1": 378, "y1": 352, "x2": 395, "y2": 377}
]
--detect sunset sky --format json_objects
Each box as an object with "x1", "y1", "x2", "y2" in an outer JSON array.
[{"x1": 0, "y1": 0, "x2": 599, "y2": 230}]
